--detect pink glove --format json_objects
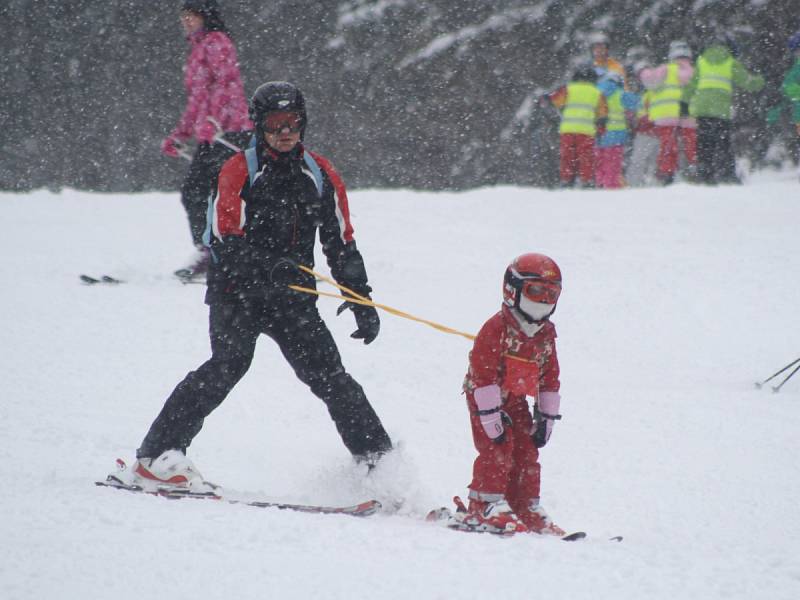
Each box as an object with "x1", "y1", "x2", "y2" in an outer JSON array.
[
  {"x1": 196, "y1": 120, "x2": 217, "y2": 145},
  {"x1": 474, "y1": 384, "x2": 508, "y2": 443},
  {"x1": 533, "y1": 391, "x2": 561, "y2": 448},
  {"x1": 161, "y1": 136, "x2": 181, "y2": 158}
]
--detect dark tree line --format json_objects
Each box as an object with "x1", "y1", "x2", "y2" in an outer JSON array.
[{"x1": 1, "y1": 0, "x2": 797, "y2": 192}]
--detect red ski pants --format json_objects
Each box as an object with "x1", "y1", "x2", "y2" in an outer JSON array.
[
  {"x1": 655, "y1": 126, "x2": 697, "y2": 177},
  {"x1": 595, "y1": 145, "x2": 625, "y2": 189},
  {"x1": 559, "y1": 133, "x2": 595, "y2": 185},
  {"x1": 467, "y1": 392, "x2": 541, "y2": 512}
]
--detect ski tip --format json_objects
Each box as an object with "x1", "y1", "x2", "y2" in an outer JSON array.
[
  {"x1": 561, "y1": 531, "x2": 587, "y2": 541},
  {"x1": 609, "y1": 535, "x2": 624, "y2": 542},
  {"x1": 358, "y1": 499, "x2": 382, "y2": 512}
]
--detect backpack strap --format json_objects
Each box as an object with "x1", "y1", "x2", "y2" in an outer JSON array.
[
  {"x1": 302, "y1": 151, "x2": 324, "y2": 197},
  {"x1": 245, "y1": 141, "x2": 259, "y2": 187},
  {"x1": 245, "y1": 141, "x2": 323, "y2": 197}
]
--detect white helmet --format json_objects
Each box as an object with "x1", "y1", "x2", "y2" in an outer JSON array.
[
  {"x1": 587, "y1": 31, "x2": 609, "y2": 47},
  {"x1": 668, "y1": 40, "x2": 692, "y2": 61}
]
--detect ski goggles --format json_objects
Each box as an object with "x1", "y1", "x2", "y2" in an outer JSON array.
[
  {"x1": 521, "y1": 281, "x2": 561, "y2": 304},
  {"x1": 263, "y1": 111, "x2": 303, "y2": 134}
]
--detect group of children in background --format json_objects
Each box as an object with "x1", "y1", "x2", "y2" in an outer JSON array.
[{"x1": 542, "y1": 30, "x2": 800, "y2": 189}]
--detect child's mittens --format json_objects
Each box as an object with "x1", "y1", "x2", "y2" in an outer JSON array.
[
  {"x1": 474, "y1": 384, "x2": 509, "y2": 443},
  {"x1": 533, "y1": 391, "x2": 562, "y2": 448}
]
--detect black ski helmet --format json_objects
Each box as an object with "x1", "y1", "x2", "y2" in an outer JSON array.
[
  {"x1": 181, "y1": 0, "x2": 226, "y2": 33},
  {"x1": 249, "y1": 81, "x2": 308, "y2": 140},
  {"x1": 572, "y1": 64, "x2": 598, "y2": 83}
]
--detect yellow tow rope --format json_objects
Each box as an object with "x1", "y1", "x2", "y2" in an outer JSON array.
[{"x1": 289, "y1": 265, "x2": 476, "y2": 341}]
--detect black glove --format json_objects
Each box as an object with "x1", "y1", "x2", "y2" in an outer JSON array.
[
  {"x1": 337, "y1": 301, "x2": 380, "y2": 344},
  {"x1": 532, "y1": 404, "x2": 562, "y2": 448},
  {"x1": 268, "y1": 257, "x2": 300, "y2": 286},
  {"x1": 680, "y1": 101, "x2": 690, "y2": 117}
]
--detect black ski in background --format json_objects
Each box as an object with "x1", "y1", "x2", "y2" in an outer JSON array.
[{"x1": 80, "y1": 274, "x2": 124, "y2": 285}]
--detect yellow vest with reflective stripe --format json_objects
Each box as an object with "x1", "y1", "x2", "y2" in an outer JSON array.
[
  {"x1": 559, "y1": 82, "x2": 601, "y2": 136},
  {"x1": 697, "y1": 56, "x2": 733, "y2": 92},
  {"x1": 606, "y1": 89, "x2": 626, "y2": 132},
  {"x1": 649, "y1": 63, "x2": 682, "y2": 120}
]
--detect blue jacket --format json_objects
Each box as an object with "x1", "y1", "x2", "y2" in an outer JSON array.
[{"x1": 596, "y1": 79, "x2": 640, "y2": 147}]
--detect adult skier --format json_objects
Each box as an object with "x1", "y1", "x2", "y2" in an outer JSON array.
[
  {"x1": 683, "y1": 34, "x2": 764, "y2": 184},
  {"x1": 162, "y1": 0, "x2": 252, "y2": 281},
  {"x1": 129, "y1": 81, "x2": 393, "y2": 490},
  {"x1": 447, "y1": 253, "x2": 566, "y2": 535}
]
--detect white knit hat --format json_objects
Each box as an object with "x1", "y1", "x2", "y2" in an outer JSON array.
[{"x1": 668, "y1": 40, "x2": 692, "y2": 60}]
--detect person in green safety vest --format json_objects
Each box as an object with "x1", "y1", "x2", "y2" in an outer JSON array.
[
  {"x1": 766, "y1": 31, "x2": 800, "y2": 168},
  {"x1": 542, "y1": 65, "x2": 606, "y2": 187},
  {"x1": 639, "y1": 41, "x2": 697, "y2": 185},
  {"x1": 683, "y1": 35, "x2": 765, "y2": 184},
  {"x1": 783, "y1": 31, "x2": 800, "y2": 163}
]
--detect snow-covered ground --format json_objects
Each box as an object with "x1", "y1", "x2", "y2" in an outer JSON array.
[{"x1": 2, "y1": 170, "x2": 799, "y2": 599}]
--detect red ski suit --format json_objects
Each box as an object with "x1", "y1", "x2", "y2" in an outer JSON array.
[{"x1": 463, "y1": 306, "x2": 560, "y2": 514}]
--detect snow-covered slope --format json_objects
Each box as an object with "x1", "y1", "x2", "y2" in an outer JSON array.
[{"x1": 2, "y1": 172, "x2": 799, "y2": 599}]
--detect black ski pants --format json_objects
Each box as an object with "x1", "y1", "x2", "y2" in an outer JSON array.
[
  {"x1": 137, "y1": 299, "x2": 392, "y2": 460},
  {"x1": 696, "y1": 117, "x2": 739, "y2": 185},
  {"x1": 181, "y1": 133, "x2": 252, "y2": 247}
]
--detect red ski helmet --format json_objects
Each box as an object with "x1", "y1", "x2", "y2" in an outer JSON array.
[{"x1": 503, "y1": 253, "x2": 562, "y2": 321}]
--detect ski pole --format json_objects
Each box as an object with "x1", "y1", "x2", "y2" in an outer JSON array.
[
  {"x1": 172, "y1": 141, "x2": 193, "y2": 161},
  {"x1": 290, "y1": 265, "x2": 476, "y2": 341},
  {"x1": 771, "y1": 363, "x2": 800, "y2": 393},
  {"x1": 755, "y1": 357, "x2": 800, "y2": 389},
  {"x1": 207, "y1": 117, "x2": 243, "y2": 153}
]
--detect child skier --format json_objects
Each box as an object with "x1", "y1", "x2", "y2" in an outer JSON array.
[
  {"x1": 595, "y1": 71, "x2": 640, "y2": 188},
  {"x1": 448, "y1": 253, "x2": 566, "y2": 535},
  {"x1": 543, "y1": 65, "x2": 605, "y2": 187}
]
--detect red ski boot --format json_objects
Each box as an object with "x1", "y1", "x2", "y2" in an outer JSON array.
[
  {"x1": 448, "y1": 496, "x2": 528, "y2": 535},
  {"x1": 516, "y1": 502, "x2": 566, "y2": 536}
]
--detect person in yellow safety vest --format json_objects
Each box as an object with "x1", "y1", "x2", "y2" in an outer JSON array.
[
  {"x1": 683, "y1": 35, "x2": 764, "y2": 184},
  {"x1": 639, "y1": 41, "x2": 697, "y2": 185},
  {"x1": 542, "y1": 65, "x2": 606, "y2": 187},
  {"x1": 595, "y1": 71, "x2": 641, "y2": 188}
]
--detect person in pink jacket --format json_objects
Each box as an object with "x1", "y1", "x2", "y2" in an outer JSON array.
[
  {"x1": 162, "y1": 0, "x2": 253, "y2": 281},
  {"x1": 639, "y1": 40, "x2": 698, "y2": 185}
]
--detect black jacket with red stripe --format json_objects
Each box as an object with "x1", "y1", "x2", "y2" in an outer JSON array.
[{"x1": 204, "y1": 142, "x2": 372, "y2": 305}]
